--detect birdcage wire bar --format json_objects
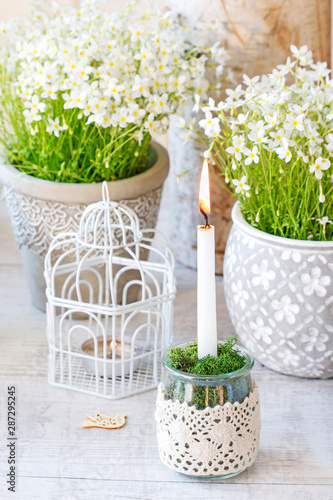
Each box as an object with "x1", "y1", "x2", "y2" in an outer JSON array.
[{"x1": 45, "y1": 183, "x2": 176, "y2": 400}]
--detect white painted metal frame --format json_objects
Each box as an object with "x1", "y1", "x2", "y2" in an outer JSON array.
[{"x1": 44, "y1": 182, "x2": 176, "y2": 399}]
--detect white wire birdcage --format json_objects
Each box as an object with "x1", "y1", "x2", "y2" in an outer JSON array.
[{"x1": 44, "y1": 182, "x2": 176, "y2": 399}]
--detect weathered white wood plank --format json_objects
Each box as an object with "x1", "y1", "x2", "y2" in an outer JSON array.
[
  {"x1": 5, "y1": 477, "x2": 333, "y2": 500},
  {"x1": 0, "y1": 378, "x2": 332, "y2": 488}
]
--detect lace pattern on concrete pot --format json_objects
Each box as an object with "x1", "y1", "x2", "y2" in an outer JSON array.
[
  {"x1": 5, "y1": 188, "x2": 162, "y2": 258},
  {"x1": 224, "y1": 202, "x2": 333, "y2": 379},
  {"x1": 155, "y1": 383, "x2": 260, "y2": 478}
]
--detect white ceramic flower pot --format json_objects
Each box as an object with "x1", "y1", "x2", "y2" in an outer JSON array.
[
  {"x1": 1, "y1": 141, "x2": 169, "y2": 311},
  {"x1": 224, "y1": 202, "x2": 333, "y2": 379}
]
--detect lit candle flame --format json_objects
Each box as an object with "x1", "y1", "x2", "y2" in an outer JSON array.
[
  {"x1": 110, "y1": 341, "x2": 118, "y2": 349},
  {"x1": 199, "y1": 159, "x2": 211, "y2": 228}
]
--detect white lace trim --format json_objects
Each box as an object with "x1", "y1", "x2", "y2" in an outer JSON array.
[{"x1": 155, "y1": 383, "x2": 260, "y2": 477}]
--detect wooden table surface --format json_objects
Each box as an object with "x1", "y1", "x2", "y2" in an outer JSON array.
[{"x1": 0, "y1": 183, "x2": 332, "y2": 500}]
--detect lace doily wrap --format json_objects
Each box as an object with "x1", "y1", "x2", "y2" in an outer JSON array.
[{"x1": 155, "y1": 383, "x2": 260, "y2": 477}]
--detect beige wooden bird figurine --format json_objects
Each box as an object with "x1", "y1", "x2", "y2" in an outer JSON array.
[{"x1": 81, "y1": 411, "x2": 127, "y2": 429}]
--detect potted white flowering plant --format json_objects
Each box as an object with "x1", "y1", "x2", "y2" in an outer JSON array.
[
  {"x1": 0, "y1": 0, "x2": 216, "y2": 309},
  {"x1": 197, "y1": 45, "x2": 333, "y2": 378}
]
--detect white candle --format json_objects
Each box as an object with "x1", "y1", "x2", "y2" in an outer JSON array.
[{"x1": 197, "y1": 160, "x2": 218, "y2": 359}]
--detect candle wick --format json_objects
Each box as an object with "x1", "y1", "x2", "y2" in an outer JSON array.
[{"x1": 199, "y1": 204, "x2": 211, "y2": 229}]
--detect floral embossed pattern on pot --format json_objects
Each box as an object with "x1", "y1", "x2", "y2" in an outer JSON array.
[{"x1": 224, "y1": 203, "x2": 333, "y2": 379}]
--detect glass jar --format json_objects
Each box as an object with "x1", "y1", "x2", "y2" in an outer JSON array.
[
  {"x1": 162, "y1": 343, "x2": 254, "y2": 410},
  {"x1": 156, "y1": 342, "x2": 260, "y2": 479}
]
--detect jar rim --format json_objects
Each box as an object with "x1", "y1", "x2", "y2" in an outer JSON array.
[{"x1": 162, "y1": 342, "x2": 254, "y2": 381}]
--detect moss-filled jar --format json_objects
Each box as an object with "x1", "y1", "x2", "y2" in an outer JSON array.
[{"x1": 155, "y1": 343, "x2": 260, "y2": 479}]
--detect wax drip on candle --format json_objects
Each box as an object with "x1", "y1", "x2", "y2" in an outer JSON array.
[{"x1": 199, "y1": 159, "x2": 211, "y2": 229}]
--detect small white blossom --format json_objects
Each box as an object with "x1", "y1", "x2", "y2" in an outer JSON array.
[
  {"x1": 290, "y1": 45, "x2": 313, "y2": 66},
  {"x1": 46, "y1": 117, "x2": 67, "y2": 137},
  {"x1": 192, "y1": 94, "x2": 201, "y2": 113},
  {"x1": 317, "y1": 216, "x2": 332, "y2": 225},
  {"x1": 232, "y1": 175, "x2": 250, "y2": 193},
  {"x1": 244, "y1": 145, "x2": 259, "y2": 165},
  {"x1": 275, "y1": 139, "x2": 292, "y2": 163},
  {"x1": 226, "y1": 135, "x2": 247, "y2": 161},
  {"x1": 309, "y1": 157, "x2": 330, "y2": 180},
  {"x1": 285, "y1": 113, "x2": 304, "y2": 132}
]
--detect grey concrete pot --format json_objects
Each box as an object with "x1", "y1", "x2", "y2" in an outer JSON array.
[
  {"x1": 1, "y1": 141, "x2": 169, "y2": 311},
  {"x1": 224, "y1": 202, "x2": 333, "y2": 379}
]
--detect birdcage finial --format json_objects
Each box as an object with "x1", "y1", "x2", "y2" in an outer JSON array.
[{"x1": 102, "y1": 181, "x2": 110, "y2": 205}]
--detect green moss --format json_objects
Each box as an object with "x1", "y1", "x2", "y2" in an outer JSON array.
[
  {"x1": 164, "y1": 337, "x2": 252, "y2": 410},
  {"x1": 168, "y1": 336, "x2": 245, "y2": 375}
]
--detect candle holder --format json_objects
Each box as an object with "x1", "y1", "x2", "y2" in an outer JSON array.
[
  {"x1": 80, "y1": 336, "x2": 141, "y2": 378},
  {"x1": 155, "y1": 343, "x2": 260, "y2": 479},
  {"x1": 44, "y1": 182, "x2": 176, "y2": 400}
]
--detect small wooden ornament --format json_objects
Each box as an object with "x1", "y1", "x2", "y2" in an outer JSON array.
[{"x1": 81, "y1": 411, "x2": 127, "y2": 429}]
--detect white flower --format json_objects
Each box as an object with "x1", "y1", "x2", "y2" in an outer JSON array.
[
  {"x1": 243, "y1": 74, "x2": 260, "y2": 87},
  {"x1": 317, "y1": 216, "x2": 332, "y2": 225},
  {"x1": 249, "y1": 317, "x2": 273, "y2": 344},
  {"x1": 205, "y1": 122, "x2": 221, "y2": 138},
  {"x1": 244, "y1": 146, "x2": 259, "y2": 165},
  {"x1": 248, "y1": 126, "x2": 268, "y2": 144},
  {"x1": 41, "y1": 85, "x2": 59, "y2": 100},
  {"x1": 176, "y1": 117, "x2": 186, "y2": 129},
  {"x1": 232, "y1": 175, "x2": 250, "y2": 193},
  {"x1": 277, "y1": 56, "x2": 296, "y2": 73},
  {"x1": 206, "y1": 97, "x2": 217, "y2": 112},
  {"x1": 297, "y1": 150, "x2": 309, "y2": 164},
  {"x1": 226, "y1": 135, "x2": 246, "y2": 161},
  {"x1": 290, "y1": 45, "x2": 313, "y2": 66},
  {"x1": 307, "y1": 128, "x2": 323, "y2": 147},
  {"x1": 25, "y1": 95, "x2": 46, "y2": 113},
  {"x1": 300, "y1": 267, "x2": 331, "y2": 297},
  {"x1": 144, "y1": 112, "x2": 156, "y2": 132},
  {"x1": 327, "y1": 111, "x2": 333, "y2": 122},
  {"x1": 310, "y1": 61, "x2": 331, "y2": 80},
  {"x1": 275, "y1": 138, "x2": 292, "y2": 163},
  {"x1": 168, "y1": 75, "x2": 187, "y2": 94},
  {"x1": 192, "y1": 94, "x2": 201, "y2": 113},
  {"x1": 269, "y1": 129, "x2": 288, "y2": 147},
  {"x1": 46, "y1": 117, "x2": 67, "y2": 137},
  {"x1": 225, "y1": 84, "x2": 244, "y2": 101},
  {"x1": 300, "y1": 327, "x2": 329, "y2": 352},
  {"x1": 132, "y1": 76, "x2": 150, "y2": 98},
  {"x1": 114, "y1": 107, "x2": 134, "y2": 128},
  {"x1": 251, "y1": 260, "x2": 276, "y2": 290},
  {"x1": 153, "y1": 93, "x2": 170, "y2": 114},
  {"x1": 199, "y1": 111, "x2": 220, "y2": 134},
  {"x1": 285, "y1": 113, "x2": 304, "y2": 132},
  {"x1": 309, "y1": 157, "x2": 330, "y2": 180},
  {"x1": 271, "y1": 295, "x2": 300, "y2": 324},
  {"x1": 23, "y1": 109, "x2": 42, "y2": 124},
  {"x1": 230, "y1": 112, "x2": 249, "y2": 125}
]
